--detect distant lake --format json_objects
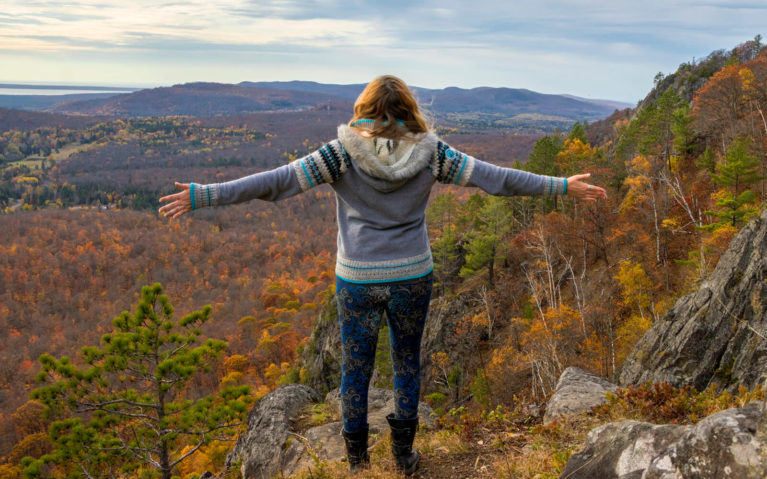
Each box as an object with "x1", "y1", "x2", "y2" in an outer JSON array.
[{"x1": 0, "y1": 88, "x2": 132, "y2": 96}]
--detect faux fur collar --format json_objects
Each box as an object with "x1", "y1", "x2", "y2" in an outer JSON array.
[{"x1": 337, "y1": 124, "x2": 438, "y2": 182}]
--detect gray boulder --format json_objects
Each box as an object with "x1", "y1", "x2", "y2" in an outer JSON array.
[
  {"x1": 544, "y1": 366, "x2": 617, "y2": 424},
  {"x1": 620, "y1": 210, "x2": 767, "y2": 392},
  {"x1": 225, "y1": 384, "x2": 320, "y2": 479},
  {"x1": 643, "y1": 401, "x2": 767, "y2": 479},
  {"x1": 560, "y1": 420, "x2": 687, "y2": 479},
  {"x1": 560, "y1": 401, "x2": 767, "y2": 479}
]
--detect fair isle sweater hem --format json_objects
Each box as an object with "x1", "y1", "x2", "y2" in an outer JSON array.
[
  {"x1": 335, "y1": 251, "x2": 434, "y2": 283},
  {"x1": 336, "y1": 267, "x2": 434, "y2": 284}
]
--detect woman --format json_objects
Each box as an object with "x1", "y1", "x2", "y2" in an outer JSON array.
[{"x1": 158, "y1": 75, "x2": 607, "y2": 475}]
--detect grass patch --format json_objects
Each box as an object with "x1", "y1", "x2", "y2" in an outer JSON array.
[{"x1": 293, "y1": 402, "x2": 339, "y2": 435}]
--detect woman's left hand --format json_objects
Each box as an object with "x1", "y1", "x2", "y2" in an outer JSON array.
[
  {"x1": 158, "y1": 182, "x2": 192, "y2": 218},
  {"x1": 566, "y1": 173, "x2": 607, "y2": 201}
]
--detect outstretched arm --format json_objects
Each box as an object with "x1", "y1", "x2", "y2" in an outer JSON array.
[
  {"x1": 158, "y1": 140, "x2": 350, "y2": 218},
  {"x1": 431, "y1": 141, "x2": 606, "y2": 199}
]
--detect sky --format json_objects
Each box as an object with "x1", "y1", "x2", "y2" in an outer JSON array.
[{"x1": 0, "y1": 1, "x2": 765, "y2": 103}]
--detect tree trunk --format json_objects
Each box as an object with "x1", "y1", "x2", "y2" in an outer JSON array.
[{"x1": 487, "y1": 245, "x2": 495, "y2": 289}]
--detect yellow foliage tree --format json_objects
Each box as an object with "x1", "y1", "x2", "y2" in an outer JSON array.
[
  {"x1": 614, "y1": 260, "x2": 654, "y2": 321},
  {"x1": 555, "y1": 138, "x2": 597, "y2": 175}
]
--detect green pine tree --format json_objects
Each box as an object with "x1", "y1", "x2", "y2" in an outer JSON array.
[
  {"x1": 23, "y1": 283, "x2": 252, "y2": 479},
  {"x1": 427, "y1": 192, "x2": 463, "y2": 294},
  {"x1": 704, "y1": 189, "x2": 758, "y2": 228},
  {"x1": 696, "y1": 146, "x2": 717, "y2": 174},
  {"x1": 712, "y1": 138, "x2": 763, "y2": 194},
  {"x1": 460, "y1": 195, "x2": 512, "y2": 287},
  {"x1": 704, "y1": 138, "x2": 763, "y2": 228},
  {"x1": 526, "y1": 134, "x2": 563, "y2": 177},
  {"x1": 567, "y1": 121, "x2": 587, "y2": 143},
  {"x1": 526, "y1": 134, "x2": 563, "y2": 213}
]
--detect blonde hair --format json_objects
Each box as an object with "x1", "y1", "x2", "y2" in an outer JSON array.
[{"x1": 349, "y1": 75, "x2": 430, "y2": 140}]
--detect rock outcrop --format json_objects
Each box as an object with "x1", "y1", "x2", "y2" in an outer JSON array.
[
  {"x1": 560, "y1": 401, "x2": 767, "y2": 479},
  {"x1": 225, "y1": 384, "x2": 320, "y2": 479},
  {"x1": 620, "y1": 210, "x2": 767, "y2": 392},
  {"x1": 299, "y1": 288, "x2": 483, "y2": 403},
  {"x1": 226, "y1": 384, "x2": 435, "y2": 478},
  {"x1": 421, "y1": 292, "x2": 485, "y2": 398},
  {"x1": 298, "y1": 300, "x2": 342, "y2": 397},
  {"x1": 544, "y1": 367, "x2": 618, "y2": 424},
  {"x1": 282, "y1": 387, "x2": 435, "y2": 477}
]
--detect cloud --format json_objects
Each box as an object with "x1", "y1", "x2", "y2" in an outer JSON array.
[
  {"x1": 0, "y1": 0, "x2": 764, "y2": 101},
  {"x1": 0, "y1": 0, "x2": 386, "y2": 52}
]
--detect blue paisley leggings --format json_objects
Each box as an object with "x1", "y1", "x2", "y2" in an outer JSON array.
[{"x1": 336, "y1": 273, "x2": 433, "y2": 434}]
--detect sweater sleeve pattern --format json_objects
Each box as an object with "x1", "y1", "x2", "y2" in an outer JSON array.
[
  {"x1": 190, "y1": 182, "x2": 220, "y2": 209},
  {"x1": 188, "y1": 140, "x2": 350, "y2": 208},
  {"x1": 433, "y1": 141, "x2": 565, "y2": 197},
  {"x1": 291, "y1": 139, "x2": 351, "y2": 192},
  {"x1": 430, "y1": 141, "x2": 475, "y2": 186}
]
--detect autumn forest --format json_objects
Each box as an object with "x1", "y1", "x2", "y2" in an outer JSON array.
[{"x1": 1, "y1": 37, "x2": 766, "y2": 477}]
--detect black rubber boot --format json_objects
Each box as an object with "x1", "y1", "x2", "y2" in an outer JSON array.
[
  {"x1": 342, "y1": 426, "x2": 370, "y2": 473},
  {"x1": 386, "y1": 413, "x2": 420, "y2": 476}
]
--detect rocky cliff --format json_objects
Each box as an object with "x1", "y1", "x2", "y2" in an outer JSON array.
[
  {"x1": 298, "y1": 289, "x2": 479, "y2": 402},
  {"x1": 620, "y1": 210, "x2": 767, "y2": 392},
  {"x1": 298, "y1": 299, "x2": 342, "y2": 397}
]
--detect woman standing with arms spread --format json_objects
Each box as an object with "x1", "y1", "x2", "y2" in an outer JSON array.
[{"x1": 158, "y1": 75, "x2": 607, "y2": 475}]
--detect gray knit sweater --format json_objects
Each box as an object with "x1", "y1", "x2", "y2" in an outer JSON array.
[{"x1": 191, "y1": 124, "x2": 565, "y2": 283}]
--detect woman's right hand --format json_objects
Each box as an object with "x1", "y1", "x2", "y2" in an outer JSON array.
[{"x1": 158, "y1": 182, "x2": 192, "y2": 218}]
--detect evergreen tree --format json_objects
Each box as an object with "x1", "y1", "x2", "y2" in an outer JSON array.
[
  {"x1": 427, "y1": 192, "x2": 463, "y2": 294},
  {"x1": 526, "y1": 134, "x2": 563, "y2": 212},
  {"x1": 567, "y1": 121, "x2": 588, "y2": 143},
  {"x1": 705, "y1": 138, "x2": 763, "y2": 227},
  {"x1": 696, "y1": 146, "x2": 717, "y2": 174},
  {"x1": 526, "y1": 134, "x2": 563, "y2": 177},
  {"x1": 460, "y1": 195, "x2": 512, "y2": 288},
  {"x1": 713, "y1": 138, "x2": 763, "y2": 193},
  {"x1": 23, "y1": 284, "x2": 251, "y2": 479},
  {"x1": 704, "y1": 189, "x2": 758, "y2": 227},
  {"x1": 671, "y1": 103, "x2": 694, "y2": 157}
]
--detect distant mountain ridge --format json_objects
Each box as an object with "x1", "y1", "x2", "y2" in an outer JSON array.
[
  {"x1": 30, "y1": 81, "x2": 622, "y2": 121},
  {"x1": 48, "y1": 82, "x2": 349, "y2": 117},
  {"x1": 0, "y1": 93, "x2": 126, "y2": 112},
  {"x1": 559, "y1": 94, "x2": 634, "y2": 111},
  {"x1": 239, "y1": 81, "x2": 623, "y2": 120}
]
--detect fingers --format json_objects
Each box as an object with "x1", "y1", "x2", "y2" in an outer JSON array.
[
  {"x1": 570, "y1": 173, "x2": 591, "y2": 182},
  {"x1": 159, "y1": 186, "x2": 189, "y2": 203},
  {"x1": 159, "y1": 190, "x2": 186, "y2": 204},
  {"x1": 566, "y1": 173, "x2": 607, "y2": 201},
  {"x1": 158, "y1": 183, "x2": 192, "y2": 218},
  {"x1": 170, "y1": 206, "x2": 188, "y2": 218},
  {"x1": 159, "y1": 182, "x2": 189, "y2": 206},
  {"x1": 158, "y1": 190, "x2": 191, "y2": 217},
  {"x1": 160, "y1": 202, "x2": 189, "y2": 218},
  {"x1": 158, "y1": 201, "x2": 176, "y2": 214},
  {"x1": 581, "y1": 184, "x2": 607, "y2": 201}
]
